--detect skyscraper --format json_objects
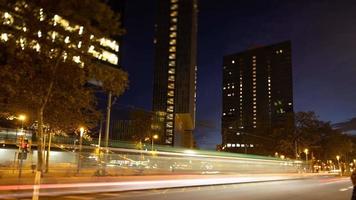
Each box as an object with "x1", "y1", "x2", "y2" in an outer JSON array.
[
  {"x1": 153, "y1": 0, "x2": 198, "y2": 147},
  {"x1": 221, "y1": 41, "x2": 293, "y2": 153}
]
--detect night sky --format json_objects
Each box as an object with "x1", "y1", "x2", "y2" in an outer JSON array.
[{"x1": 114, "y1": 0, "x2": 356, "y2": 149}]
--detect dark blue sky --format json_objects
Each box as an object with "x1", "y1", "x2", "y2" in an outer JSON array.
[{"x1": 115, "y1": 0, "x2": 356, "y2": 149}]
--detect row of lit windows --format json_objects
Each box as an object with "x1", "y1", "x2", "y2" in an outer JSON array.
[
  {"x1": 252, "y1": 56, "x2": 257, "y2": 128},
  {"x1": 225, "y1": 143, "x2": 254, "y2": 148},
  {"x1": 0, "y1": 11, "x2": 119, "y2": 66},
  {"x1": 239, "y1": 70, "x2": 243, "y2": 126},
  {"x1": 165, "y1": 0, "x2": 179, "y2": 143}
]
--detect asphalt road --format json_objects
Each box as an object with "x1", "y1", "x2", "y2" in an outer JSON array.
[{"x1": 33, "y1": 176, "x2": 353, "y2": 200}]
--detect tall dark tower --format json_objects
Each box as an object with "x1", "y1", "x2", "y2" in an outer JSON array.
[
  {"x1": 221, "y1": 41, "x2": 293, "y2": 153},
  {"x1": 153, "y1": 0, "x2": 198, "y2": 147}
]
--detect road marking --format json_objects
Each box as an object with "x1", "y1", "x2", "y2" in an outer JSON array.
[{"x1": 339, "y1": 186, "x2": 353, "y2": 192}]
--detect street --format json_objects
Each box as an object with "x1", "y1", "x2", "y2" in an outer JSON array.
[{"x1": 6, "y1": 176, "x2": 352, "y2": 200}]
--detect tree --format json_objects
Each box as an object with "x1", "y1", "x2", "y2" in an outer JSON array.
[{"x1": 0, "y1": 0, "x2": 128, "y2": 175}]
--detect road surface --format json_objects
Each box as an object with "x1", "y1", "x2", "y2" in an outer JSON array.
[{"x1": 11, "y1": 176, "x2": 352, "y2": 200}]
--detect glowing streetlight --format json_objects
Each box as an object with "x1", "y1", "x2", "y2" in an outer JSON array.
[
  {"x1": 151, "y1": 134, "x2": 159, "y2": 151},
  {"x1": 336, "y1": 155, "x2": 341, "y2": 175},
  {"x1": 18, "y1": 114, "x2": 26, "y2": 122},
  {"x1": 304, "y1": 148, "x2": 309, "y2": 162},
  {"x1": 79, "y1": 127, "x2": 85, "y2": 137},
  {"x1": 18, "y1": 114, "x2": 26, "y2": 134}
]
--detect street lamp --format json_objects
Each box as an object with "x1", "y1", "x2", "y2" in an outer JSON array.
[
  {"x1": 151, "y1": 134, "x2": 159, "y2": 151},
  {"x1": 304, "y1": 148, "x2": 309, "y2": 162},
  {"x1": 18, "y1": 114, "x2": 26, "y2": 135},
  {"x1": 304, "y1": 148, "x2": 309, "y2": 172},
  {"x1": 77, "y1": 126, "x2": 85, "y2": 173},
  {"x1": 336, "y1": 155, "x2": 341, "y2": 175}
]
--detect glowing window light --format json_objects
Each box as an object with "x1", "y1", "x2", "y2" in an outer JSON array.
[
  {"x1": 77, "y1": 41, "x2": 82, "y2": 48},
  {"x1": 18, "y1": 37, "x2": 26, "y2": 50},
  {"x1": 64, "y1": 36, "x2": 70, "y2": 44},
  {"x1": 99, "y1": 38, "x2": 119, "y2": 52},
  {"x1": 39, "y1": 8, "x2": 45, "y2": 21},
  {"x1": 63, "y1": 51, "x2": 67, "y2": 61},
  {"x1": 3, "y1": 12, "x2": 14, "y2": 25},
  {"x1": 37, "y1": 30, "x2": 42, "y2": 38},
  {"x1": 101, "y1": 50, "x2": 118, "y2": 65},
  {"x1": 73, "y1": 56, "x2": 81, "y2": 64},
  {"x1": 78, "y1": 26, "x2": 84, "y2": 35},
  {"x1": 51, "y1": 31, "x2": 57, "y2": 41},
  {"x1": 1, "y1": 33, "x2": 8, "y2": 42},
  {"x1": 32, "y1": 42, "x2": 40, "y2": 52}
]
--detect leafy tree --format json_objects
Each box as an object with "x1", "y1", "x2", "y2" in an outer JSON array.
[{"x1": 0, "y1": 0, "x2": 128, "y2": 174}]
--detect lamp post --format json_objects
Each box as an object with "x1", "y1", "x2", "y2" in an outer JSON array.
[
  {"x1": 304, "y1": 148, "x2": 309, "y2": 172},
  {"x1": 151, "y1": 134, "x2": 159, "y2": 151},
  {"x1": 77, "y1": 127, "x2": 85, "y2": 173},
  {"x1": 18, "y1": 114, "x2": 26, "y2": 133},
  {"x1": 336, "y1": 155, "x2": 341, "y2": 176}
]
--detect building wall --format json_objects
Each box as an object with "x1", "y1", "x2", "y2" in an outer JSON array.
[
  {"x1": 221, "y1": 41, "x2": 293, "y2": 153},
  {"x1": 153, "y1": 0, "x2": 198, "y2": 147}
]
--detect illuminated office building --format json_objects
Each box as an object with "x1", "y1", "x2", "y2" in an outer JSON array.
[
  {"x1": 0, "y1": 3, "x2": 120, "y2": 68},
  {"x1": 221, "y1": 41, "x2": 293, "y2": 153},
  {"x1": 153, "y1": 0, "x2": 198, "y2": 147}
]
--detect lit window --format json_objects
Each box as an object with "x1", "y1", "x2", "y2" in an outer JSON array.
[
  {"x1": 169, "y1": 60, "x2": 176, "y2": 67},
  {"x1": 171, "y1": 4, "x2": 178, "y2": 10},
  {"x1": 168, "y1": 75, "x2": 175, "y2": 81},
  {"x1": 232, "y1": 60, "x2": 235, "y2": 64},
  {"x1": 169, "y1": 39, "x2": 176, "y2": 45},
  {"x1": 0, "y1": 33, "x2": 9, "y2": 42},
  {"x1": 223, "y1": 113, "x2": 226, "y2": 116},
  {"x1": 168, "y1": 83, "x2": 175, "y2": 89},
  {"x1": 232, "y1": 144, "x2": 236, "y2": 147},
  {"x1": 241, "y1": 144, "x2": 245, "y2": 147},
  {"x1": 170, "y1": 25, "x2": 177, "y2": 31},
  {"x1": 2, "y1": 12, "x2": 14, "y2": 25},
  {"x1": 236, "y1": 144, "x2": 241, "y2": 147},
  {"x1": 250, "y1": 144, "x2": 254, "y2": 148},
  {"x1": 168, "y1": 68, "x2": 175, "y2": 74},
  {"x1": 169, "y1": 53, "x2": 176, "y2": 60},
  {"x1": 64, "y1": 36, "x2": 70, "y2": 44},
  {"x1": 288, "y1": 102, "x2": 292, "y2": 106},
  {"x1": 37, "y1": 31, "x2": 42, "y2": 38},
  {"x1": 227, "y1": 143, "x2": 232, "y2": 147},
  {"x1": 253, "y1": 56, "x2": 256, "y2": 59},
  {"x1": 167, "y1": 105, "x2": 174, "y2": 112},
  {"x1": 171, "y1": 17, "x2": 178, "y2": 23},
  {"x1": 170, "y1": 11, "x2": 178, "y2": 17},
  {"x1": 171, "y1": 0, "x2": 178, "y2": 3},
  {"x1": 167, "y1": 114, "x2": 174, "y2": 120},
  {"x1": 169, "y1": 46, "x2": 176, "y2": 52},
  {"x1": 167, "y1": 98, "x2": 174, "y2": 105},
  {"x1": 170, "y1": 32, "x2": 177, "y2": 38}
]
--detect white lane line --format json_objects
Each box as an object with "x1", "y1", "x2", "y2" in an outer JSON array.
[{"x1": 349, "y1": 186, "x2": 354, "y2": 189}]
